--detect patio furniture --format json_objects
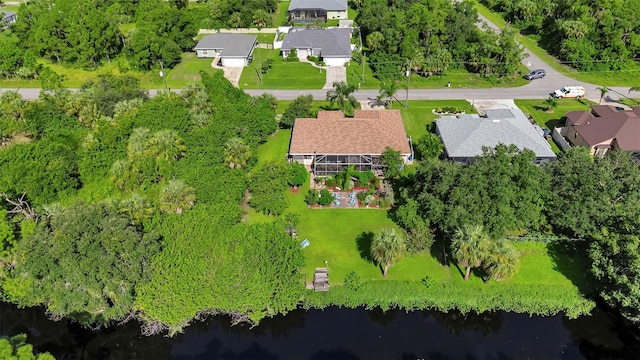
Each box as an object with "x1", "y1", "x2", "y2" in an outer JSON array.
[{"x1": 334, "y1": 200, "x2": 341, "y2": 206}]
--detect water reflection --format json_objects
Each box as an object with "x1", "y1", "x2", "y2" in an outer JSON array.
[{"x1": 1, "y1": 301, "x2": 639, "y2": 360}]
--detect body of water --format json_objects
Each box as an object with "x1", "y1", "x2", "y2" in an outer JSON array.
[{"x1": 1, "y1": 302, "x2": 638, "y2": 359}]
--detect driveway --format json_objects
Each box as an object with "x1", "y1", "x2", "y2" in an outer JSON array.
[{"x1": 323, "y1": 66, "x2": 347, "y2": 89}]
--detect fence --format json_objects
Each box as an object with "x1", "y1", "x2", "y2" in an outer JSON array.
[{"x1": 552, "y1": 127, "x2": 572, "y2": 150}]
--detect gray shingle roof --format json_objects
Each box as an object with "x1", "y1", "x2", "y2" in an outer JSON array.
[
  {"x1": 281, "y1": 28, "x2": 351, "y2": 57},
  {"x1": 436, "y1": 108, "x2": 556, "y2": 159},
  {"x1": 288, "y1": 0, "x2": 348, "y2": 11},
  {"x1": 194, "y1": 34, "x2": 257, "y2": 58},
  {"x1": 2, "y1": 10, "x2": 16, "y2": 21}
]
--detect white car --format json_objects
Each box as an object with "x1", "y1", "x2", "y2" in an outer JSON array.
[{"x1": 552, "y1": 86, "x2": 586, "y2": 98}]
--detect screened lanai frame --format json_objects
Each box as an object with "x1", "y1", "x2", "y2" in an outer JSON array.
[{"x1": 312, "y1": 153, "x2": 384, "y2": 176}]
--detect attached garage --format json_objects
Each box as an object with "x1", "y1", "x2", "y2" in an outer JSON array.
[
  {"x1": 323, "y1": 57, "x2": 350, "y2": 67},
  {"x1": 194, "y1": 34, "x2": 257, "y2": 67},
  {"x1": 222, "y1": 57, "x2": 249, "y2": 67},
  {"x1": 281, "y1": 28, "x2": 352, "y2": 67}
]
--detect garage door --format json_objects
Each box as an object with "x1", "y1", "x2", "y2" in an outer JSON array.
[{"x1": 222, "y1": 58, "x2": 247, "y2": 67}]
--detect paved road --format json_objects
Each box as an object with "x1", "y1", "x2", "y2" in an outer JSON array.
[{"x1": 0, "y1": 10, "x2": 632, "y2": 103}]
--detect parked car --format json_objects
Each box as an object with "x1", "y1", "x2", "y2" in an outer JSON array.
[
  {"x1": 524, "y1": 69, "x2": 546, "y2": 80},
  {"x1": 551, "y1": 86, "x2": 586, "y2": 98}
]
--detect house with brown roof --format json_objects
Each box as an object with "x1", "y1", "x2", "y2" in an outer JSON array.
[
  {"x1": 289, "y1": 110, "x2": 413, "y2": 176},
  {"x1": 560, "y1": 105, "x2": 640, "y2": 156}
]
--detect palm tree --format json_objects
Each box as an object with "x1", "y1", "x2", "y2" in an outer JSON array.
[
  {"x1": 127, "y1": 128, "x2": 151, "y2": 157},
  {"x1": 224, "y1": 137, "x2": 252, "y2": 169},
  {"x1": 483, "y1": 239, "x2": 520, "y2": 282},
  {"x1": 326, "y1": 81, "x2": 359, "y2": 117},
  {"x1": 159, "y1": 179, "x2": 196, "y2": 214},
  {"x1": 148, "y1": 129, "x2": 185, "y2": 162},
  {"x1": 596, "y1": 85, "x2": 609, "y2": 104},
  {"x1": 378, "y1": 79, "x2": 399, "y2": 108},
  {"x1": 451, "y1": 224, "x2": 491, "y2": 281},
  {"x1": 370, "y1": 228, "x2": 406, "y2": 279},
  {"x1": 252, "y1": 9, "x2": 270, "y2": 28},
  {"x1": 628, "y1": 86, "x2": 640, "y2": 94},
  {"x1": 228, "y1": 13, "x2": 243, "y2": 29},
  {"x1": 366, "y1": 31, "x2": 384, "y2": 51},
  {"x1": 119, "y1": 193, "x2": 154, "y2": 224}
]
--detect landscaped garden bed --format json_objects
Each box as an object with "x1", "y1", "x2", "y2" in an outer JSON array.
[{"x1": 305, "y1": 166, "x2": 393, "y2": 209}]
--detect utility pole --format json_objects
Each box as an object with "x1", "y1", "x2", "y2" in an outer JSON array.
[
  {"x1": 361, "y1": 52, "x2": 366, "y2": 84},
  {"x1": 159, "y1": 59, "x2": 168, "y2": 92},
  {"x1": 405, "y1": 61, "x2": 412, "y2": 109}
]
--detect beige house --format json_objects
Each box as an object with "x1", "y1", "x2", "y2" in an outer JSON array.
[
  {"x1": 289, "y1": 110, "x2": 413, "y2": 176},
  {"x1": 561, "y1": 105, "x2": 640, "y2": 156}
]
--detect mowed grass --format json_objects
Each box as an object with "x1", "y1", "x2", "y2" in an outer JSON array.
[
  {"x1": 515, "y1": 98, "x2": 594, "y2": 131},
  {"x1": 166, "y1": 53, "x2": 221, "y2": 88},
  {"x1": 347, "y1": 61, "x2": 530, "y2": 90},
  {"x1": 239, "y1": 48, "x2": 326, "y2": 89},
  {"x1": 399, "y1": 100, "x2": 477, "y2": 139},
  {"x1": 250, "y1": 118, "x2": 590, "y2": 296},
  {"x1": 275, "y1": 1, "x2": 290, "y2": 26},
  {"x1": 472, "y1": 1, "x2": 640, "y2": 87}
]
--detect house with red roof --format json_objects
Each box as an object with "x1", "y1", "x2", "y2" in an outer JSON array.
[{"x1": 288, "y1": 110, "x2": 413, "y2": 176}]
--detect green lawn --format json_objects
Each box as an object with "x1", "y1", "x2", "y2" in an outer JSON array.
[
  {"x1": 250, "y1": 126, "x2": 592, "y2": 295},
  {"x1": 348, "y1": 61, "x2": 529, "y2": 90},
  {"x1": 348, "y1": 7, "x2": 358, "y2": 22},
  {"x1": 515, "y1": 98, "x2": 593, "y2": 131},
  {"x1": 275, "y1": 1, "x2": 290, "y2": 26},
  {"x1": 1, "y1": 5, "x2": 21, "y2": 12},
  {"x1": 239, "y1": 48, "x2": 326, "y2": 89},
  {"x1": 472, "y1": 1, "x2": 640, "y2": 86},
  {"x1": 346, "y1": 58, "x2": 379, "y2": 89},
  {"x1": 399, "y1": 100, "x2": 477, "y2": 139},
  {"x1": 165, "y1": 53, "x2": 221, "y2": 88}
]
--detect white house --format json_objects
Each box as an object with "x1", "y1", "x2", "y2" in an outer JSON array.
[
  {"x1": 281, "y1": 28, "x2": 352, "y2": 66},
  {"x1": 193, "y1": 34, "x2": 257, "y2": 67},
  {"x1": 1, "y1": 10, "x2": 17, "y2": 26}
]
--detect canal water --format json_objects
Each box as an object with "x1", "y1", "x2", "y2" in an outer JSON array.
[{"x1": 1, "y1": 302, "x2": 638, "y2": 359}]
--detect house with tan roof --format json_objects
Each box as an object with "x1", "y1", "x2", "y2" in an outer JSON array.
[
  {"x1": 289, "y1": 110, "x2": 413, "y2": 176},
  {"x1": 561, "y1": 105, "x2": 640, "y2": 156}
]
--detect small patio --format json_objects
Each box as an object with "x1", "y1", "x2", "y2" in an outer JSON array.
[{"x1": 327, "y1": 190, "x2": 362, "y2": 208}]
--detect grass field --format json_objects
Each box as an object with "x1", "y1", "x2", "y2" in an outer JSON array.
[
  {"x1": 399, "y1": 100, "x2": 477, "y2": 139},
  {"x1": 249, "y1": 125, "x2": 593, "y2": 300},
  {"x1": 165, "y1": 53, "x2": 221, "y2": 88},
  {"x1": 239, "y1": 48, "x2": 326, "y2": 89},
  {"x1": 347, "y1": 61, "x2": 530, "y2": 90},
  {"x1": 275, "y1": 1, "x2": 290, "y2": 26},
  {"x1": 472, "y1": 1, "x2": 640, "y2": 87},
  {"x1": 515, "y1": 98, "x2": 593, "y2": 131}
]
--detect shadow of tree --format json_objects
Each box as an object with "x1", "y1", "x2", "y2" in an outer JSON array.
[
  {"x1": 547, "y1": 241, "x2": 597, "y2": 297},
  {"x1": 355, "y1": 231, "x2": 375, "y2": 264}
]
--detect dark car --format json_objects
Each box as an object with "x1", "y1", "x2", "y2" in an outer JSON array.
[{"x1": 524, "y1": 69, "x2": 546, "y2": 80}]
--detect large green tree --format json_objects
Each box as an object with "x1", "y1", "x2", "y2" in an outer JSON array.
[
  {"x1": 590, "y1": 232, "x2": 640, "y2": 323},
  {"x1": 1, "y1": 202, "x2": 161, "y2": 326}
]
